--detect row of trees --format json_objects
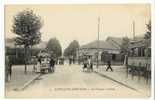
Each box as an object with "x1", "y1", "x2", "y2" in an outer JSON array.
[
  {"x1": 144, "y1": 20, "x2": 151, "y2": 57},
  {"x1": 46, "y1": 39, "x2": 80, "y2": 58},
  {"x1": 42, "y1": 38, "x2": 80, "y2": 59},
  {"x1": 46, "y1": 38, "x2": 62, "y2": 58},
  {"x1": 64, "y1": 40, "x2": 80, "y2": 58}
]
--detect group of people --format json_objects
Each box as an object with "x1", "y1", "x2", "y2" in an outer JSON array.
[
  {"x1": 68, "y1": 56, "x2": 76, "y2": 65},
  {"x1": 82, "y1": 56, "x2": 94, "y2": 72},
  {"x1": 35, "y1": 55, "x2": 56, "y2": 73},
  {"x1": 5, "y1": 53, "x2": 114, "y2": 82},
  {"x1": 82, "y1": 55, "x2": 113, "y2": 72}
]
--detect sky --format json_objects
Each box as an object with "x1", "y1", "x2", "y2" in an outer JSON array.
[{"x1": 5, "y1": 4, "x2": 151, "y2": 51}]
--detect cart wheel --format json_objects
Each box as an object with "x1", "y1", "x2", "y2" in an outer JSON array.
[{"x1": 41, "y1": 69, "x2": 44, "y2": 74}]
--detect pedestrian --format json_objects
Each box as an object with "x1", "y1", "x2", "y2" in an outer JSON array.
[
  {"x1": 89, "y1": 57, "x2": 93, "y2": 72},
  {"x1": 69, "y1": 56, "x2": 72, "y2": 65},
  {"x1": 36, "y1": 56, "x2": 42, "y2": 73},
  {"x1": 106, "y1": 60, "x2": 113, "y2": 72},
  {"x1": 38, "y1": 56, "x2": 42, "y2": 64},
  {"x1": 87, "y1": 56, "x2": 93, "y2": 72},
  {"x1": 73, "y1": 57, "x2": 75, "y2": 64},
  {"x1": 62, "y1": 57, "x2": 64, "y2": 65},
  {"x1": 32, "y1": 56, "x2": 37, "y2": 72},
  {"x1": 5, "y1": 56, "x2": 12, "y2": 82},
  {"x1": 83, "y1": 56, "x2": 88, "y2": 71},
  {"x1": 50, "y1": 57, "x2": 55, "y2": 72}
]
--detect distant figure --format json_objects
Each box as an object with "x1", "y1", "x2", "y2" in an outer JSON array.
[
  {"x1": 69, "y1": 57, "x2": 72, "y2": 65},
  {"x1": 61, "y1": 57, "x2": 64, "y2": 65},
  {"x1": 83, "y1": 57, "x2": 88, "y2": 71},
  {"x1": 88, "y1": 56, "x2": 93, "y2": 72},
  {"x1": 50, "y1": 57, "x2": 55, "y2": 72},
  {"x1": 5, "y1": 56, "x2": 12, "y2": 82},
  {"x1": 35, "y1": 56, "x2": 42, "y2": 73},
  {"x1": 55, "y1": 58, "x2": 58, "y2": 65},
  {"x1": 106, "y1": 60, "x2": 113, "y2": 72},
  {"x1": 59, "y1": 57, "x2": 64, "y2": 65},
  {"x1": 32, "y1": 56, "x2": 37, "y2": 72},
  {"x1": 38, "y1": 56, "x2": 42, "y2": 64},
  {"x1": 124, "y1": 55, "x2": 128, "y2": 66},
  {"x1": 73, "y1": 57, "x2": 75, "y2": 64}
]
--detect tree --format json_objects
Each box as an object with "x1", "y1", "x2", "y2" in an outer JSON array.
[
  {"x1": 46, "y1": 38, "x2": 62, "y2": 58},
  {"x1": 121, "y1": 37, "x2": 130, "y2": 55},
  {"x1": 12, "y1": 9, "x2": 43, "y2": 73},
  {"x1": 144, "y1": 20, "x2": 151, "y2": 57},
  {"x1": 64, "y1": 40, "x2": 80, "y2": 58},
  {"x1": 144, "y1": 20, "x2": 151, "y2": 39}
]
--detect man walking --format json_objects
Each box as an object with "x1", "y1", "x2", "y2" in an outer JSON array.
[{"x1": 106, "y1": 60, "x2": 113, "y2": 72}]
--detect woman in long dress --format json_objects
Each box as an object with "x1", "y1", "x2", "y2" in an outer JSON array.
[{"x1": 36, "y1": 56, "x2": 42, "y2": 73}]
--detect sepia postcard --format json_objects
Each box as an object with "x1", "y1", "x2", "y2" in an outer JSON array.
[{"x1": 4, "y1": 4, "x2": 152, "y2": 98}]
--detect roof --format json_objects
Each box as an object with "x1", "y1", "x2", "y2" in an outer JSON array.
[
  {"x1": 80, "y1": 40, "x2": 119, "y2": 50},
  {"x1": 106, "y1": 37, "x2": 123, "y2": 49},
  {"x1": 80, "y1": 36, "x2": 124, "y2": 50},
  {"x1": 129, "y1": 39, "x2": 151, "y2": 48},
  {"x1": 134, "y1": 34, "x2": 145, "y2": 41}
]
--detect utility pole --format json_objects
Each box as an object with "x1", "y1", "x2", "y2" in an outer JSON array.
[
  {"x1": 133, "y1": 21, "x2": 135, "y2": 40},
  {"x1": 15, "y1": 43, "x2": 17, "y2": 58},
  {"x1": 97, "y1": 17, "x2": 100, "y2": 69}
]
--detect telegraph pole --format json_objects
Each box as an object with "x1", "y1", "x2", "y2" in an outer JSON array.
[
  {"x1": 133, "y1": 21, "x2": 135, "y2": 40},
  {"x1": 97, "y1": 17, "x2": 100, "y2": 69}
]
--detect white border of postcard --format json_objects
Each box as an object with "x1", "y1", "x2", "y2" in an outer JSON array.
[{"x1": 0, "y1": 0, "x2": 154, "y2": 100}]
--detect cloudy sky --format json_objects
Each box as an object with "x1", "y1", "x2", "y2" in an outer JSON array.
[{"x1": 5, "y1": 4, "x2": 151, "y2": 51}]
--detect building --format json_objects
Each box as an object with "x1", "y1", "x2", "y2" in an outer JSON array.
[
  {"x1": 77, "y1": 37, "x2": 124, "y2": 65},
  {"x1": 128, "y1": 38, "x2": 151, "y2": 67},
  {"x1": 5, "y1": 38, "x2": 47, "y2": 64},
  {"x1": 5, "y1": 38, "x2": 47, "y2": 49}
]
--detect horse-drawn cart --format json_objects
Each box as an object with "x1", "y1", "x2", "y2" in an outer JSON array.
[
  {"x1": 36, "y1": 50, "x2": 51, "y2": 74},
  {"x1": 40, "y1": 57, "x2": 50, "y2": 73}
]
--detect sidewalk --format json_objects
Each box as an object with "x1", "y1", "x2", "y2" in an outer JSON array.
[
  {"x1": 5, "y1": 65, "x2": 40, "y2": 91},
  {"x1": 94, "y1": 65, "x2": 151, "y2": 97}
]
